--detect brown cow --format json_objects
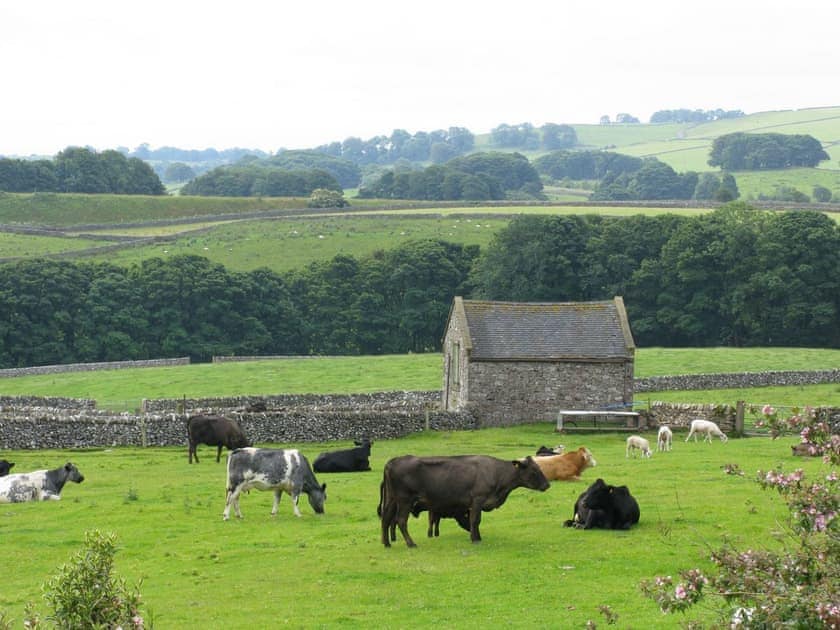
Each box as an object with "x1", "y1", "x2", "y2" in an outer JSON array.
[
  {"x1": 379, "y1": 455, "x2": 549, "y2": 547},
  {"x1": 187, "y1": 414, "x2": 250, "y2": 464},
  {"x1": 534, "y1": 447, "x2": 597, "y2": 481}
]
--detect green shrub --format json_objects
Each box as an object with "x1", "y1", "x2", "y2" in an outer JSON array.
[{"x1": 42, "y1": 530, "x2": 145, "y2": 629}]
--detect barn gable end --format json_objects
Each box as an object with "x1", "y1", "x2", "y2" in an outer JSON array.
[{"x1": 442, "y1": 297, "x2": 635, "y2": 427}]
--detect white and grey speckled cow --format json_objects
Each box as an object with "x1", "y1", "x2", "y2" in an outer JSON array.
[
  {"x1": 223, "y1": 448, "x2": 326, "y2": 520},
  {"x1": 0, "y1": 462, "x2": 85, "y2": 503}
]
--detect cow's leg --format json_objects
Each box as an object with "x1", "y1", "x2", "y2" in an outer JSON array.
[
  {"x1": 291, "y1": 490, "x2": 302, "y2": 517},
  {"x1": 223, "y1": 487, "x2": 243, "y2": 520},
  {"x1": 271, "y1": 489, "x2": 282, "y2": 516},
  {"x1": 190, "y1": 444, "x2": 199, "y2": 464},
  {"x1": 216, "y1": 445, "x2": 223, "y2": 463},
  {"x1": 188, "y1": 443, "x2": 195, "y2": 464},
  {"x1": 380, "y1": 500, "x2": 397, "y2": 547},
  {"x1": 468, "y1": 504, "x2": 483, "y2": 542},
  {"x1": 395, "y1": 503, "x2": 416, "y2": 548}
]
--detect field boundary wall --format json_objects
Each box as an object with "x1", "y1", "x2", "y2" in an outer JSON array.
[{"x1": 0, "y1": 357, "x2": 190, "y2": 378}]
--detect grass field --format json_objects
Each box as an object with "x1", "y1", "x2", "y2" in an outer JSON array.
[
  {"x1": 0, "y1": 427, "x2": 831, "y2": 628},
  {"x1": 1, "y1": 347, "x2": 839, "y2": 411}
]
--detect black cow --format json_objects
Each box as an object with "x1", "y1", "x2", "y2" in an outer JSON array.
[
  {"x1": 313, "y1": 439, "x2": 372, "y2": 473},
  {"x1": 187, "y1": 414, "x2": 250, "y2": 464},
  {"x1": 0, "y1": 460, "x2": 14, "y2": 476},
  {"x1": 379, "y1": 454, "x2": 550, "y2": 547},
  {"x1": 535, "y1": 445, "x2": 564, "y2": 456},
  {"x1": 563, "y1": 478, "x2": 640, "y2": 530}
]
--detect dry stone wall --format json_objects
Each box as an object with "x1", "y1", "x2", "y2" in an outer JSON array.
[
  {"x1": 635, "y1": 369, "x2": 840, "y2": 392},
  {"x1": 0, "y1": 392, "x2": 475, "y2": 450}
]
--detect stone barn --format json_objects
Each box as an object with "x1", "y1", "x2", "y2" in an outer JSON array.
[{"x1": 441, "y1": 296, "x2": 636, "y2": 426}]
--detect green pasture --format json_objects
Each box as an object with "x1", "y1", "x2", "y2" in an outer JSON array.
[
  {"x1": 0, "y1": 192, "x2": 308, "y2": 227},
  {"x1": 1, "y1": 347, "x2": 838, "y2": 411},
  {"x1": 735, "y1": 167, "x2": 840, "y2": 201},
  {"x1": 0, "y1": 232, "x2": 110, "y2": 258},
  {"x1": 0, "y1": 428, "x2": 831, "y2": 628}
]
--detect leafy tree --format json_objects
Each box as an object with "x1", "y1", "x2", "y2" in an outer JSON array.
[
  {"x1": 163, "y1": 162, "x2": 196, "y2": 183},
  {"x1": 709, "y1": 132, "x2": 829, "y2": 169},
  {"x1": 615, "y1": 113, "x2": 639, "y2": 124},
  {"x1": 470, "y1": 214, "x2": 596, "y2": 301},
  {"x1": 307, "y1": 188, "x2": 348, "y2": 207},
  {"x1": 693, "y1": 172, "x2": 721, "y2": 200},
  {"x1": 812, "y1": 184, "x2": 832, "y2": 202},
  {"x1": 490, "y1": 123, "x2": 540, "y2": 149},
  {"x1": 540, "y1": 123, "x2": 577, "y2": 150},
  {"x1": 268, "y1": 150, "x2": 361, "y2": 188}
]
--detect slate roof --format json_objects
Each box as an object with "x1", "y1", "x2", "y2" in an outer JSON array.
[{"x1": 452, "y1": 297, "x2": 635, "y2": 361}]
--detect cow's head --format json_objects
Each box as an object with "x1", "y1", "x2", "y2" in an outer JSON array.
[
  {"x1": 579, "y1": 447, "x2": 598, "y2": 468},
  {"x1": 308, "y1": 483, "x2": 327, "y2": 514},
  {"x1": 514, "y1": 457, "x2": 550, "y2": 491},
  {"x1": 64, "y1": 462, "x2": 84, "y2": 484},
  {"x1": 581, "y1": 479, "x2": 629, "y2": 511},
  {"x1": 0, "y1": 460, "x2": 14, "y2": 476}
]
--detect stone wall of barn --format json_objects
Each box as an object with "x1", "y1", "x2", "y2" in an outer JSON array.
[
  {"x1": 441, "y1": 313, "x2": 470, "y2": 412},
  {"x1": 466, "y1": 360, "x2": 632, "y2": 427}
]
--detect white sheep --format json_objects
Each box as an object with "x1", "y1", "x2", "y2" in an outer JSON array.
[
  {"x1": 685, "y1": 419, "x2": 728, "y2": 443},
  {"x1": 657, "y1": 425, "x2": 673, "y2": 452},
  {"x1": 626, "y1": 435, "x2": 652, "y2": 458}
]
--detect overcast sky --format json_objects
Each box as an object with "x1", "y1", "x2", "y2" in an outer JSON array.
[{"x1": 2, "y1": 0, "x2": 838, "y2": 156}]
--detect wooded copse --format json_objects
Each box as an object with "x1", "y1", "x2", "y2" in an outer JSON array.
[
  {"x1": 0, "y1": 203, "x2": 837, "y2": 368},
  {"x1": 0, "y1": 147, "x2": 164, "y2": 195}
]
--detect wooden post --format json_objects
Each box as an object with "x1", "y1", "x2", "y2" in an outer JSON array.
[{"x1": 735, "y1": 400, "x2": 745, "y2": 436}]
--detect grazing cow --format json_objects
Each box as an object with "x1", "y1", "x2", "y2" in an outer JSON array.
[
  {"x1": 0, "y1": 462, "x2": 84, "y2": 503},
  {"x1": 563, "y1": 478, "x2": 640, "y2": 530},
  {"x1": 685, "y1": 419, "x2": 728, "y2": 443},
  {"x1": 223, "y1": 448, "x2": 326, "y2": 520},
  {"x1": 626, "y1": 435, "x2": 652, "y2": 458},
  {"x1": 313, "y1": 439, "x2": 372, "y2": 473},
  {"x1": 657, "y1": 425, "x2": 673, "y2": 452},
  {"x1": 535, "y1": 445, "x2": 565, "y2": 456},
  {"x1": 0, "y1": 460, "x2": 14, "y2": 476},
  {"x1": 187, "y1": 414, "x2": 250, "y2": 463},
  {"x1": 533, "y1": 447, "x2": 597, "y2": 481},
  {"x1": 379, "y1": 454, "x2": 549, "y2": 547}
]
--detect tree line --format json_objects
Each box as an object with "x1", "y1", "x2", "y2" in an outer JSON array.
[
  {"x1": 0, "y1": 204, "x2": 837, "y2": 368},
  {"x1": 357, "y1": 152, "x2": 543, "y2": 201},
  {"x1": 0, "y1": 147, "x2": 165, "y2": 195},
  {"x1": 709, "y1": 132, "x2": 830, "y2": 170}
]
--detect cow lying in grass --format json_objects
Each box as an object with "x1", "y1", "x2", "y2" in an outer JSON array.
[
  {"x1": 313, "y1": 439, "x2": 372, "y2": 473},
  {"x1": 533, "y1": 447, "x2": 597, "y2": 481},
  {"x1": 0, "y1": 462, "x2": 84, "y2": 503},
  {"x1": 563, "y1": 478, "x2": 640, "y2": 530}
]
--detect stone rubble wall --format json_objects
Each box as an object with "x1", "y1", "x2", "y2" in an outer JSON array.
[
  {"x1": 1, "y1": 368, "x2": 838, "y2": 450},
  {"x1": 635, "y1": 369, "x2": 840, "y2": 392},
  {"x1": 0, "y1": 357, "x2": 190, "y2": 379},
  {"x1": 0, "y1": 392, "x2": 474, "y2": 450}
]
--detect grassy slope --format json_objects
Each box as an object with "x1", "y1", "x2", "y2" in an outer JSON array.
[
  {"x1": 0, "y1": 430, "x2": 830, "y2": 628},
  {"x1": 1, "y1": 348, "x2": 839, "y2": 411}
]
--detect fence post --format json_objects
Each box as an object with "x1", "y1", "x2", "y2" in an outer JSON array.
[{"x1": 735, "y1": 400, "x2": 745, "y2": 436}]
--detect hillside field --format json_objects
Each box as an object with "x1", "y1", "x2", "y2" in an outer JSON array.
[{"x1": 1, "y1": 347, "x2": 838, "y2": 411}]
